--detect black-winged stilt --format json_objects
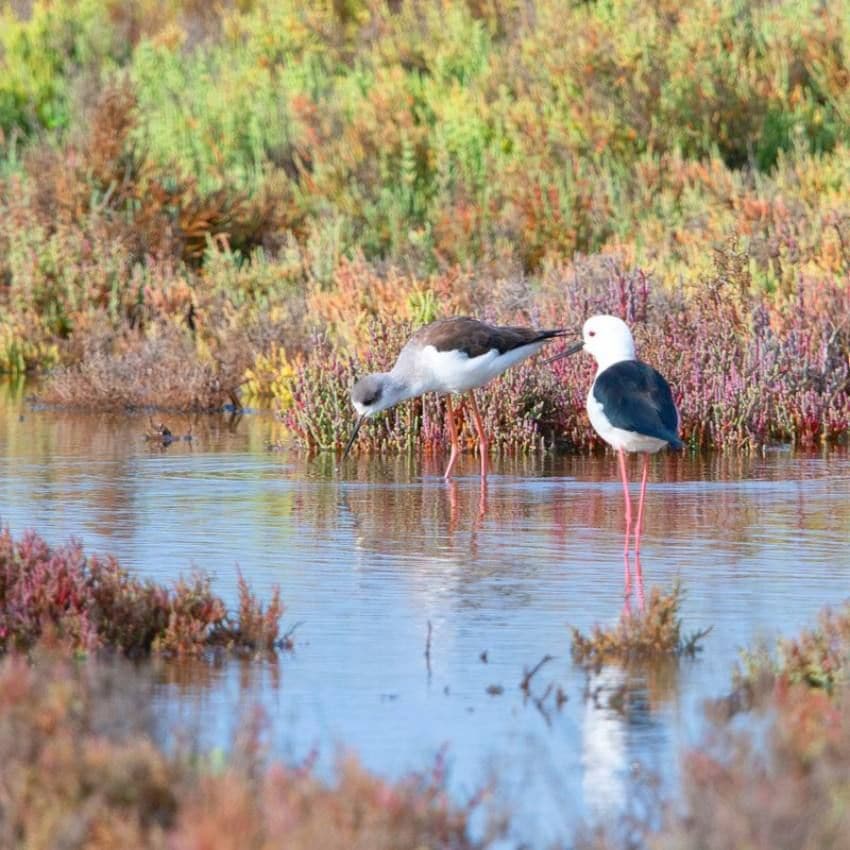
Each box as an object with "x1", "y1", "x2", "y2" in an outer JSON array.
[
  {"x1": 549, "y1": 314, "x2": 682, "y2": 554},
  {"x1": 342, "y1": 316, "x2": 566, "y2": 478}
]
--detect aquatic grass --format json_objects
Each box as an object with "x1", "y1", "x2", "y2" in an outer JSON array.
[
  {"x1": 0, "y1": 528, "x2": 285, "y2": 657},
  {"x1": 0, "y1": 78, "x2": 299, "y2": 372},
  {"x1": 282, "y1": 323, "x2": 451, "y2": 455},
  {"x1": 281, "y1": 316, "x2": 588, "y2": 456},
  {"x1": 241, "y1": 345, "x2": 298, "y2": 410},
  {"x1": 6, "y1": 532, "x2": 850, "y2": 850},
  {"x1": 571, "y1": 584, "x2": 709, "y2": 668},
  {"x1": 0, "y1": 653, "x2": 179, "y2": 850},
  {"x1": 0, "y1": 316, "x2": 60, "y2": 375},
  {"x1": 637, "y1": 647, "x2": 850, "y2": 850},
  {"x1": 231, "y1": 571, "x2": 285, "y2": 654},
  {"x1": 581, "y1": 685, "x2": 850, "y2": 850},
  {"x1": 653, "y1": 691, "x2": 850, "y2": 850},
  {"x1": 573, "y1": 542, "x2": 850, "y2": 850},
  {"x1": 552, "y1": 249, "x2": 850, "y2": 451},
  {"x1": 0, "y1": 651, "x2": 495, "y2": 850},
  {"x1": 776, "y1": 608, "x2": 850, "y2": 692}
]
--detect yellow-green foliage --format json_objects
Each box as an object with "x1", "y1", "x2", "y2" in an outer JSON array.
[
  {"x1": 242, "y1": 345, "x2": 297, "y2": 410},
  {"x1": 6, "y1": 0, "x2": 850, "y2": 267},
  {"x1": 0, "y1": 318, "x2": 59, "y2": 375},
  {"x1": 4, "y1": 0, "x2": 850, "y2": 377},
  {"x1": 116, "y1": 0, "x2": 850, "y2": 265},
  {"x1": 0, "y1": 0, "x2": 127, "y2": 134}
]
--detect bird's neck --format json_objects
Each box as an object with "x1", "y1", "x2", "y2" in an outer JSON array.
[
  {"x1": 382, "y1": 371, "x2": 417, "y2": 406},
  {"x1": 594, "y1": 351, "x2": 636, "y2": 376}
]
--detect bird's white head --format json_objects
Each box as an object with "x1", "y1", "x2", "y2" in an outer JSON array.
[
  {"x1": 580, "y1": 315, "x2": 636, "y2": 372},
  {"x1": 546, "y1": 314, "x2": 637, "y2": 371}
]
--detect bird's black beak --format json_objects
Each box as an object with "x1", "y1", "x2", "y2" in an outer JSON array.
[
  {"x1": 341, "y1": 414, "x2": 366, "y2": 461},
  {"x1": 545, "y1": 339, "x2": 584, "y2": 365}
]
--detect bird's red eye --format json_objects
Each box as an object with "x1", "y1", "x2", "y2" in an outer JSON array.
[{"x1": 588, "y1": 330, "x2": 596, "y2": 337}]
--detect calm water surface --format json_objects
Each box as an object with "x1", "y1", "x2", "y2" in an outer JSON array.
[{"x1": 1, "y1": 382, "x2": 849, "y2": 845}]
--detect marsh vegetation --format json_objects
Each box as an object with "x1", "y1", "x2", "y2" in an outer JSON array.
[{"x1": 2, "y1": 1, "x2": 850, "y2": 846}]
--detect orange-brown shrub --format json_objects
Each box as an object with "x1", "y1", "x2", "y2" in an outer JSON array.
[{"x1": 38, "y1": 324, "x2": 243, "y2": 412}]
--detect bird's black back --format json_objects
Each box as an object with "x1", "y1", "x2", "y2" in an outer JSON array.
[{"x1": 593, "y1": 360, "x2": 683, "y2": 448}]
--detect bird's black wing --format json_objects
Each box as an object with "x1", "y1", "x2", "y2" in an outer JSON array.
[
  {"x1": 412, "y1": 317, "x2": 565, "y2": 358},
  {"x1": 593, "y1": 360, "x2": 682, "y2": 448}
]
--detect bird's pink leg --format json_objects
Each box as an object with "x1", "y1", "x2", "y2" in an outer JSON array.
[
  {"x1": 443, "y1": 395, "x2": 460, "y2": 480},
  {"x1": 467, "y1": 390, "x2": 489, "y2": 479},
  {"x1": 618, "y1": 448, "x2": 632, "y2": 556},
  {"x1": 634, "y1": 453, "x2": 650, "y2": 554}
]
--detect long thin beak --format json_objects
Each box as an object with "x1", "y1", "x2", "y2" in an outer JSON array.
[
  {"x1": 545, "y1": 340, "x2": 584, "y2": 365},
  {"x1": 341, "y1": 414, "x2": 366, "y2": 460}
]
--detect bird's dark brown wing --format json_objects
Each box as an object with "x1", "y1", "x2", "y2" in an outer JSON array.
[{"x1": 411, "y1": 317, "x2": 565, "y2": 358}]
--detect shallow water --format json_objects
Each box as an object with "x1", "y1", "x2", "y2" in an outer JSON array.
[{"x1": 2, "y1": 381, "x2": 849, "y2": 845}]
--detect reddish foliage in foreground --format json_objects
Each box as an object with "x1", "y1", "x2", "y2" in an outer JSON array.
[
  {"x1": 0, "y1": 653, "x2": 492, "y2": 850},
  {"x1": 0, "y1": 528, "x2": 283, "y2": 657},
  {"x1": 641, "y1": 684, "x2": 850, "y2": 850}
]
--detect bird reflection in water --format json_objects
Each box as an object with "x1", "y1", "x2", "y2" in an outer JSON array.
[
  {"x1": 443, "y1": 476, "x2": 489, "y2": 526},
  {"x1": 420, "y1": 454, "x2": 489, "y2": 527},
  {"x1": 623, "y1": 552, "x2": 646, "y2": 617}
]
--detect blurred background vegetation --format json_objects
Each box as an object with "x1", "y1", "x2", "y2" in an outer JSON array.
[{"x1": 1, "y1": 0, "x2": 849, "y2": 443}]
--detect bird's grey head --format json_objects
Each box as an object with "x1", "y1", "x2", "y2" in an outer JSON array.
[
  {"x1": 342, "y1": 372, "x2": 412, "y2": 461},
  {"x1": 350, "y1": 373, "x2": 398, "y2": 417}
]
